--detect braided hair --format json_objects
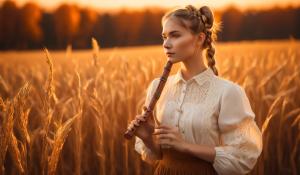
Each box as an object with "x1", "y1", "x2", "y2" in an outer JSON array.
[{"x1": 162, "y1": 5, "x2": 221, "y2": 76}]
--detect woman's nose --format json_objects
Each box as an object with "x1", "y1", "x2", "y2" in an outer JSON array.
[{"x1": 163, "y1": 40, "x2": 172, "y2": 49}]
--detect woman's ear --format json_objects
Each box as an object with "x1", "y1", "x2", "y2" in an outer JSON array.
[{"x1": 196, "y1": 32, "x2": 206, "y2": 47}]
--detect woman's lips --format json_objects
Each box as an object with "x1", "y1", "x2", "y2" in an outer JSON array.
[{"x1": 166, "y1": 53, "x2": 175, "y2": 56}]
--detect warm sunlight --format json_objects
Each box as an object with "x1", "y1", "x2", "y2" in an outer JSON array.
[
  {"x1": 0, "y1": 1, "x2": 299, "y2": 174},
  {"x1": 9, "y1": 0, "x2": 300, "y2": 10}
]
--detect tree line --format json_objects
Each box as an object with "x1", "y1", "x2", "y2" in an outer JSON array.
[{"x1": 0, "y1": 0, "x2": 299, "y2": 50}]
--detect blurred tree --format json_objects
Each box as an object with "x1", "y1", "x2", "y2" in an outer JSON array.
[
  {"x1": 93, "y1": 13, "x2": 116, "y2": 47},
  {"x1": 76, "y1": 8, "x2": 98, "y2": 48},
  {"x1": 0, "y1": 0, "x2": 19, "y2": 49},
  {"x1": 113, "y1": 10, "x2": 144, "y2": 46},
  {"x1": 220, "y1": 5, "x2": 243, "y2": 41},
  {"x1": 54, "y1": 4, "x2": 81, "y2": 48},
  {"x1": 0, "y1": 5, "x2": 2, "y2": 46},
  {"x1": 18, "y1": 2, "x2": 42, "y2": 49},
  {"x1": 238, "y1": 10, "x2": 258, "y2": 40},
  {"x1": 40, "y1": 12, "x2": 56, "y2": 49},
  {"x1": 138, "y1": 9, "x2": 163, "y2": 45},
  {"x1": 114, "y1": 9, "x2": 132, "y2": 46},
  {"x1": 260, "y1": 7, "x2": 297, "y2": 39},
  {"x1": 296, "y1": 8, "x2": 300, "y2": 38}
]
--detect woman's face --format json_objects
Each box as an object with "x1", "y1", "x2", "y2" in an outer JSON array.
[{"x1": 161, "y1": 17, "x2": 203, "y2": 63}]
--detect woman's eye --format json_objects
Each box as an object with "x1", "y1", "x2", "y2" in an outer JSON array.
[{"x1": 162, "y1": 35, "x2": 179, "y2": 40}]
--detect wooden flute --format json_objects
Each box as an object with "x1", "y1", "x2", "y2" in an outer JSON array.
[{"x1": 124, "y1": 60, "x2": 174, "y2": 139}]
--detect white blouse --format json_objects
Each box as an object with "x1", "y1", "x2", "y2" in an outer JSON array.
[{"x1": 135, "y1": 67, "x2": 263, "y2": 175}]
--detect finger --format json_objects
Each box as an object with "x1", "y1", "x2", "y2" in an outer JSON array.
[
  {"x1": 143, "y1": 108, "x2": 153, "y2": 118},
  {"x1": 135, "y1": 114, "x2": 142, "y2": 119},
  {"x1": 157, "y1": 138, "x2": 172, "y2": 145},
  {"x1": 153, "y1": 128, "x2": 169, "y2": 135},
  {"x1": 136, "y1": 115, "x2": 146, "y2": 122},
  {"x1": 156, "y1": 125, "x2": 172, "y2": 130},
  {"x1": 162, "y1": 125, "x2": 178, "y2": 133},
  {"x1": 156, "y1": 133, "x2": 173, "y2": 140},
  {"x1": 135, "y1": 115, "x2": 145, "y2": 123},
  {"x1": 138, "y1": 118, "x2": 146, "y2": 122},
  {"x1": 143, "y1": 106, "x2": 148, "y2": 111},
  {"x1": 171, "y1": 126, "x2": 179, "y2": 132},
  {"x1": 128, "y1": 120, "x2": 135, "y2": 128},
  {"x1": 129, "y1": 126, "x2": 135, "y2": 132},
  {"x1": 127, "y1": 122, "x2": 135, "y2": 130},
  {"x1": 133, "y1": 120, "x2": 140, "y2": 127}
]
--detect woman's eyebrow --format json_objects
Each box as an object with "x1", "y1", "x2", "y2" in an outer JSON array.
[{"x1": 161, "y1": 31, "x2": 180, "y2": 36}]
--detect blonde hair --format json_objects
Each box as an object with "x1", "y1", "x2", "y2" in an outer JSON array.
[{"x1": 162, "y1": 5, "x2": 221, "y2": 76}]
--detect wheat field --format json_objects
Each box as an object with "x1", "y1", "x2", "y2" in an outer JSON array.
[{"x1": 0, "y1": 40, "x2": 299, "y2": 175}]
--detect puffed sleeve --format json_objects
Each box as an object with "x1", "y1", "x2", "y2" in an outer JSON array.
[
  {"x1": 134, "y1": 78, "x2": 160, "y2": 164},
  {"x1": 212, "y1": 83, "x2": 263, "y2": 175}
]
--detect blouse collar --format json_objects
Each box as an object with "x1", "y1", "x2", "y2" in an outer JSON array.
[{"x1": 173, "y1": 67, "x2": 215, "y2": 86}]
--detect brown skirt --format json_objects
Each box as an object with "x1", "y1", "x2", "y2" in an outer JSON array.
[{"x1": 153, "y1": 148, "x2": 218, "y2": 175}]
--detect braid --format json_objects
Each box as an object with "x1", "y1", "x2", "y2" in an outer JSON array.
[
  {"x1": 185, "y1": 5, "x2": 199, "y2": 18},
  {"x1": 205, "y1": 30, "x2": 218, "y2": 76}
]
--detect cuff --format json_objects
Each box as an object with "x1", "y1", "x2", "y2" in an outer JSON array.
[{"x1": 212, "y1": 146, "x2": 231, "y2": 175}]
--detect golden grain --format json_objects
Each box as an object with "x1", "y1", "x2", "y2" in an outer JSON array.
[{"x1": 0, "y1": 40, "x2": 299, "y2": 175}]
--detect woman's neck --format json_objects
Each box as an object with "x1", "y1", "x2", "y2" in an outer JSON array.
[{"x1": 180, "y1": 54, "x2": 207, "y2": 81}]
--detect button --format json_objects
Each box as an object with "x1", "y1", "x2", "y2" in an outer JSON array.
[
  {"x1": 182, "y1": 89, "x2": 186, "y2": 93},
  {"x1": 177, "y1": 108, "x2": 183, "y2": 113},
  {"x1": 181, "y1": 130, "x2": 185, "y2": 134}
]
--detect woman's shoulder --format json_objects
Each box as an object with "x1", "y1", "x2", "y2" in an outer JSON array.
[
  {"x1": 212, "y1": 75, "x2": 245, "y2": 96},
  {"x1": 148, "y1": 77, "x2": 160, "y2": 88},
  {"x1": 149, "y1": 74, "x2": 175, "y2": 88}
]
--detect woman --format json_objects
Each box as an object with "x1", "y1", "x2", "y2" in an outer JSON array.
[{"x1": 128, "y1": 5, "x2": 262, "y2": 175}]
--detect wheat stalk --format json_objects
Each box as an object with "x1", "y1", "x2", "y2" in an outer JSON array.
[
  {"x1": 43, "y1": 47, "x2": 58, "y2": 105},
  {"x1": 92, "y1": 37, "x2": 100, "y2": 67},
  {"x1": 0, "y1": 102, "x2": 14, "y2": 174},
  {"x1": 48, "y1": 112, "x2": 80, "y2": 175},
  {"x1": 8, "y1": 132, "x2": 24, "y2": 174}
]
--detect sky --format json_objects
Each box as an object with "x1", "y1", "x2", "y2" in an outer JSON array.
[{"x1": 1, "y1": 0, "x2": 300, "y2": 11}]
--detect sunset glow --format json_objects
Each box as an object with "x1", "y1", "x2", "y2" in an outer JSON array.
[{"x1": 6, "y1": 0, "x2": 300, "y2": 10}]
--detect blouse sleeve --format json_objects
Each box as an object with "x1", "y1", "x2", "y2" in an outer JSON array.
[
  {"x1": 212, "y1": 83, "x2": 263, "y2": 175},
  {"x1": 134, "y1": 78, "x2": 160, "y2": 164}
]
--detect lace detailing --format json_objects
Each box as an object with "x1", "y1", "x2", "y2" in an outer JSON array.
[
  {"x1": 220, "y1": 117, "x2": 263, "y2": 154},
  {"x1": 165, "y1": 77, "x2": 212, "y2": 105},
  {"x1": 163, "y1": 82, "x2": 181, "y2": 103},
  {"x1": 213, "y1": 118, "x2": 263, "y2": 174},
  {"x1": 185, "y1": 81, "x2": 211, "y2": 104},
  {"x1": 190, "y1": 77, "x2": 221, "y2": 145}
]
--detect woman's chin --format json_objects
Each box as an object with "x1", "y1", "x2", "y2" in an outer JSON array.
[{"x1": 168, "y1": 57, "x2": 181, "y2": 63}]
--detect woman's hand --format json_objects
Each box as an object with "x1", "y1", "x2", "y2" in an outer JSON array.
[
  {"x1": 127, "y1": 106, "x2": 155, "y2": 142},
  {"x1": 153, "y1": 125, "x2": 187, "y2": 152}
]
